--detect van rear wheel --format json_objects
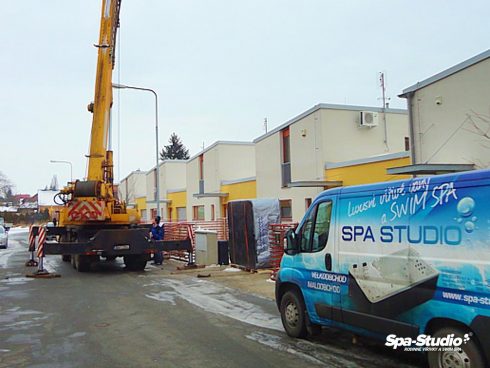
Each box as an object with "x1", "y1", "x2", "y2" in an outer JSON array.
[
  {"x1": 280, "y1": 290, "x2": 307, "y2": 338},
  {"x1": 427, "y1": 327, "x2": 484, "y2": 368}
]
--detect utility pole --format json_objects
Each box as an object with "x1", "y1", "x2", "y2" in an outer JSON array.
[{"x1": 379, "y1": 72, "x2": 390, "y2": 151}]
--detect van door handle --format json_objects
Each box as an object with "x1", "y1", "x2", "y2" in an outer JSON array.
[{"x1": 325, "y1": 253, "x2": 332, "y2": 271}]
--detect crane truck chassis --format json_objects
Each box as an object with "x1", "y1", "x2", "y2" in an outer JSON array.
[{"x1": 31, "y1": 224, "x2": 193, "y2": 271}]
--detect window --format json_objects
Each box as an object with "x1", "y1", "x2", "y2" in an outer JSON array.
[
  {"x1": 199, "y1": 154, "x2": 204, "y2": 180},
  {"x1": 193, "y1": 205, "x2": 205, "y2": 221},
  {"x1": 222, "y1": 204, "x2": 228, "y2": 219},
  {"x1": 280, "y1": 200, "x2": 292, "y2": 222},
  {"x1": 300, "y1": 206, "x2": 316, "y2": 252},
  {"x1": 305, "y1": 198, "x2": 312, "y2": 210},
  {"x1": 168, "y1": 207, "x2": 173, "y2": 221},
  {"x1": 211, "y1": 204, "x2": 215, "y2": 221},
  {"x1": 404, "y1": 137, "x2": 410, "y2": 151},
  {"x1": 177, "y1": 207, "x2": 187, "y2": 221},
  {"x1": 312, "y1": 201, "x2": 332, "y2": 252},
  {"x1": 298, "y1": 200, "x2": 333, "y2": 253},
  {"x1": 281, "y1": 128, "x2": 291, "y2": 187},
  {"x1": 198, "y1": 154, "x2": 204, "y2": 194},
  {"x1": 150, "y1": 208, "x2": 157, "y2": 220},
  {"x1": 281, "y1": 128, "x2": 290, "y2": 164}
]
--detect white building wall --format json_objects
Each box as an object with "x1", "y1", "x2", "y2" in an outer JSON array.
[
  {"x1": 256, "y1": 105, "x2": 408, "y2": 222},
  {"x1": 186, "y1": 142, "x2": 255, "y2": 221},
  {"x1": 119, "y1": 171, "x2": 146, "y2": 205},
  {"x1": 409, "y1": 58, "x2": 490, "y2": 166},
  {"x1": 320, "y1": 109, "x2": 408, "y2": 163}
]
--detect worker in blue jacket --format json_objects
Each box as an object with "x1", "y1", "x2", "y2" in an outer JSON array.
[{"x1": 151, "y1": 215, "x2": 164, "y2": 265}]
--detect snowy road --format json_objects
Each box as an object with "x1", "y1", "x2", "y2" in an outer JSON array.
[{"x1": 0, "y1": 231, "x2": 422, "y2": 368}]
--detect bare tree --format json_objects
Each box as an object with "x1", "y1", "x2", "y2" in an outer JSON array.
[{"x1": 0, "y1": 171, "x2": 13, "y2": 199}]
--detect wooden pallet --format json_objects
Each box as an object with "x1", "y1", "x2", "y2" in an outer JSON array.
[{"x1": 230, "y1": 264, "x2": 257, "y2": 273}]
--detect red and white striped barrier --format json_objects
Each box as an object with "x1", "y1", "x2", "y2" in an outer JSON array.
[
  {"x1": 28, "y1": 226, "x2": 36, "y2": 251},
  {"x1": 36, "y1": 227, "x2": 47, "y2": 274},
  {"x1": 25, "y1": 226, "x2": 39, "y2": 267}
]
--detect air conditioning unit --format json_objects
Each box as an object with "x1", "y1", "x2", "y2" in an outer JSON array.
[{"x1": 360, "y1": 111, "x2": 379, "y2": 128}]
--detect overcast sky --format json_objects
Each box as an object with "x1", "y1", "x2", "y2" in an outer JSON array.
[{"x1": 1, "y1": 0, "x2": 489, "y2": 195}]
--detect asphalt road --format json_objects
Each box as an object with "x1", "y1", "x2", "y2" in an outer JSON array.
[{"x1": 0, "y1": 230, "x2": 424, "y2": 368}]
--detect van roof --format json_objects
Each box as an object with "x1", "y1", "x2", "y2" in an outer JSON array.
[{"x1": 315, "y1": 168, "x2": 490, "y2": 200}]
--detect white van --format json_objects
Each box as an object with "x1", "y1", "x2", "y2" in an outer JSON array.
[{"x1": 276, "y1": 169, "x2": 490, "y2": 368}]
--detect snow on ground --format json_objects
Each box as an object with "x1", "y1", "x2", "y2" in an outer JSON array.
[
  {"x1": 1, "y1": 276, "x2": 34, "y2": 285},
  {"x1": 145, "y1": 277, "x2": 283, "y2": 331},
  {"x1": 0, "y1": 237, "x2": 27, "y2": 269},
  {"x1": 223, "y1": 267, "x2": 242, "y2": 272},
  {"x1": 246, "y1": 332, "x2": 326, "y2": 366},
  {"x1": 6, "y1": 227, "x2": 29, "y2": 234}
]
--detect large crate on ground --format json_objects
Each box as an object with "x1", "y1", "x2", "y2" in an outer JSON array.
[{"x1": 227, "y1": 199, "x2": 280, "y2": 269}]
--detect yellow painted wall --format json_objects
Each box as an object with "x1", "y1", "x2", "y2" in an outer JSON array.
[
  {"x1": 220, "y1": 180, "x2": 257, "y2": 206},
  {"x1": 325, "y1": 157, "x2": 411, "y2": 186},
  {"x1": 135, "y1": 196, "x2": 146, "y2": 210},
  {"x1": 167, "y1": 191, "x2": 187, "y2": 221}
]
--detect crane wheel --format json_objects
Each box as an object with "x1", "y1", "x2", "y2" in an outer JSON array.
[{"x1": 124, "y1": 255, "x2": 147, "y2": 271}]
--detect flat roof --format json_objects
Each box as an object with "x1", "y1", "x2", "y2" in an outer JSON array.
[
  {"x1": 254, "y1": 103, "x2": 407, "y2": 143},
  {"x1": 119, "y1": 169, "x2": 145, "y2": 184},
  {"x1": 189, "y1": 141, "x2": 254, "y2": 162},
  {"x1": 325, "y1": 151, "x2": 410, "y2": 170},
  {"x1": 221, "y1": 176, "x2": 256, "y2": 186},
  {"x1": 387, "y1": 163, "x2": 475, "y2": 175},
  {"x1": 400, "y1": 49, "x2": 490, "y2": 97},
  {"x1": 193, "y1": 192, "x2": 229, "y2": 198},
  {"x1": 287, "y1": 180, "x2": 343, "y2": 188}
]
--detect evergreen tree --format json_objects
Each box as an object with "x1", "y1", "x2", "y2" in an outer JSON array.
[{"x1": 160, "y1": 133, "x2": 190, "y2": 160}]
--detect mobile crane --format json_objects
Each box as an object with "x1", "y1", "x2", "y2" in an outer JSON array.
[{"x1": 43, "y1": 0, "x2": 192, "y2": 272}]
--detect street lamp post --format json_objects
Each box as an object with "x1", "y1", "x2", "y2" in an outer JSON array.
[
  {"x1": 112, "y1": 83, "x2": 160, "y2": 217},
  {"x1": 50, "y1": 160, "x2": 73, "y2": 182}
]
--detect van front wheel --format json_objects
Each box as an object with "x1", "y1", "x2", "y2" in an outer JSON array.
[
  {"x1": 280, "y1": 290, "x2": 307, "y2": 338},
  {"x1": 427, "y1": 327, "x2": 485, "y2": 368}
]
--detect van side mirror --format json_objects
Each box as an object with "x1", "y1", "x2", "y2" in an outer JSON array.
[{"x1": 285, "y1": 229, "x2": 299, "y2": 255}]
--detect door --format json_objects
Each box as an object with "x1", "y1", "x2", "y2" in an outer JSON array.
[{"x1": 294, "y1": 197, "x2": 341, "y2": 323}]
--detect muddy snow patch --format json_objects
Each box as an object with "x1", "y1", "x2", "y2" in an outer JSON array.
[
  {"x1": 0, "y1": 307, "x2": 48, "y2": 332},
  {"x1": 145, "y1": 278, "x2": 282, "y2": 331},
  {"x1": 68, "y1": 332, "x2": 87, "y2": 338},
  {"x1": 223, "y1": 267, "x2": 242, "y2": 272},
  {"x1": 145, "y1": 291, "x2": 178, "y2": 305},
  {"x1": 0, "y1": 239, "x2": 26, "y2": 269},
  {"x1": 2, "y1": 276, "x2": 34, "y2": 285},
  {"x1": 246, "y1": 331, "x2": 325, "y2": 365}
]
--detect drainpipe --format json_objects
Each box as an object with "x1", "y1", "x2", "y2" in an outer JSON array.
[{"x1": 406, "y1": 92, "x2": 416, "y2": 164}]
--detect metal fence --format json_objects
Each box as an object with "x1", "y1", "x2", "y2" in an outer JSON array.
[{"x1": 268, "y1": 223, "x2": 297, "y2": 280}]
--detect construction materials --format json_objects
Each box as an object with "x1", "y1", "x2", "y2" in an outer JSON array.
[{"x1": 227, "y1": 199, "x2": 280, "y2": 270}]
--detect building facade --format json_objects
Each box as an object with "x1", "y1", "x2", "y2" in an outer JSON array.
[
  {"x1": 399, "y1": 50, "x2": 490, "y2": 169},
  {"x1": 145, "y1": 160, "x2": 187, "y2": 221},
  {"x1": 254, "y1": 104, "x2": 409, "y2": 221},
  {"x1": 186, "y1": 141, "x2": 256, "y2": 221}
]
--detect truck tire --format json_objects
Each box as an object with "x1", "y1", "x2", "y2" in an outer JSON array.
[
  {"x1": 75, "y1": 255, "x2": 91, "y2": 272},
  {"x1": 124, "y1": 255, "x2": 147, "y2": 271},
  {"x1": 62, "y1": 254, "x2": 71, "y2": 262},
  {"x1": 280, "y1": 290, "x2": 308, "y2": 338},
  {"x1": 427, "y1": 327, "x2": 485, "y2": 368}
]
